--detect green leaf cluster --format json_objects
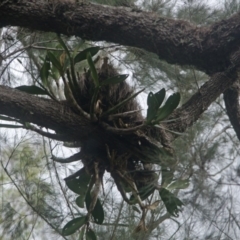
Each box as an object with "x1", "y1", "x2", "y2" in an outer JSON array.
[
  {"x1": 146, "y1": 89, "x2": 180, "y2": 124},
  {"x1": 63, "y1": 168, "x2": 104, "y2": 239},
  {"x1": 159, "y1": 188, "x2": 184, "y2": 217}
]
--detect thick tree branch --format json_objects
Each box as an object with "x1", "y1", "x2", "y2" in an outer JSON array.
[
  {"x1": 166, "y1": 64, "x2": 239, "y2": 140},
  {"x1": 224, "y1": 80, "x2": 240, "y2": 141},
  {"x1": 1, "y1": 1, "x2": 240, "y2": 73},
  {"x1": 0, "y1": 86, "x2": 146, "y2": 154},
  {"x1": 0, "y1": 85, "x2": 93, "y2": 141}
]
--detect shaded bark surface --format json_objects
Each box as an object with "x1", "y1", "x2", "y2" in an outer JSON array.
[
  {"x1": 1, "y1": 1, "x2": 240, "y2": 74},
  {"x1": 224, "y1": 80, "x2": 240, "y2": 140}
]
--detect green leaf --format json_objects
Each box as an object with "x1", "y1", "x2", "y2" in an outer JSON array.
[
  {"x1": 47, "y1": 51, "x2": 63, "y2": 74},
  {"x1": 78, "y1": 227, "x2": 85, "y2": 240},
  {"x1": 65, "y1": 168, "x2": 91, "y2": 195},
  {"x1": 167, "y1": 179, "x2": 190, "y2": 190},
  {"x1": 15, "y1": 85, "x2": 49, "y2": 95},
  {"x1": 57, "y1": 35, "x2": 70, "y2": 55},
  {"x1": 74, "y1": 47, "x2": 100, "y2": 64},
  {"x1": 50, "y1": 65, "x2": 61, "y2": 82},
  {"x1": 161, "y1": 168, "x2": 174, "y2": 186},
  {"x1": 139, "y1": 185, "x2": 155, "y2": 201},
  {"x1": 159, "y1": 188, "x2": 184, "y2": 217},
  {"x1": 86, "y1": 228, "x2": 97, "y2": 240},
  {"x1": 146, "y1": 106, "x2": 158, "y2": 123},
  {"x1": 155, "y1": 92, "x2": 180, "y2": 122},
  {"x1": 146, "y1": 89, "x2": 166, "y2": 123},
  {"x1": 87, "y1": 52, "x2": 99, "y2": 87},
  {"x1": 147, "y1": 92, "x2": 154, "y2": 106},
  {"x1": 76, "y1": 195, "x2": 85, "y2": 208},
  {"x1": 129, "y1": 184, "x2": 155, "y2": 204},
  {"x1": 154, "y1": 88, "x2": 166, "y2": 108},
  {"x1": 62, "y1": 216, "x2": 87, "y2": 236},
  {"x1": 72, "y1": 39, "x2": 85, "y2": 57},
  {"x1": 100, "y1": 74, "x2": 129, "y2": 86},
  {"x1": 85, "y1": 191, "x2": 104, "y2": 224},
  {"x1": 147, "y1": 89, "x2": 165, "y2": 108},
  {"x1": 40, "y1": 55, "x2": 50, "y2": 86}
]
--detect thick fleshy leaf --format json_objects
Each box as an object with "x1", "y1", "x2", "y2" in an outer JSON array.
[
  {"x1": 155, "y1": 92, "x2": 180, "y2": 122},
  {"x1": 65, "y1": 168, "x2": 91, "y2": 195},
  {"x1": 167, "y1": 179, "x2": 190, "y2": 190},
  {"x1": 86, "y1": 228, "x2": 97, "y2": 240},
  {"x1": 146, "y1": 106, "x2": 158, "y2": 123},
  {"x1": 147, "y1": 92, "x2": 154, "y2": 106},
  {"x1": 147, "y1": 89, "x2": 165, "y2": 108},
  {"x1": 76, "y1": 195, "x2": 85, "y2": 208},
  {"x1": 129, "y1": 184, "x2": 155, "y2": 204},
  {"x1": 139, "y1": 185, "x2": 155, "y2": 201},
  {"x1": 146, "y1": 89, "x2": 166, "y2": 122},
  {"x1": 47, "y1": 51, "x2": 63, "y2": 74},
  {"x1": 87, "y1": 52, "x2": 99, "y2": 87},
  {"x1": 100, "y1": 74, "x2": 129, "y2": 86},
  {"x1": 40, "y1": 55, "x2": 50, "y2": 86},
  {"x1": 57, "y1": 35, "x2": 70, "y2": 55},
  {"x1": 15, "y1": 85, "x2": 48, "y2": 95},
  {"x1": 161, "y1": 168, "x2": 174, "y2": 186},
  {"x1": 154, "y1": 88, "x2": 166, "y2": 108},
  {"x1": 85, "y1": 191, "x2": 104, "y2": 224},
  {"x1": 159, "y1": 188, "x2": 184, "y2": 217},
  {"x1": 62, "y1": 216, "x2": 86, "y2": 236},
  {"x1": 78, "y1": 227, "x2": 85, "y2": 240},
  {"x1": 74, "y1": 47, "x2": 100, "y2": 64},
  {"x1": 49, "y1": 65, "x2": 60, "y2": 81}
]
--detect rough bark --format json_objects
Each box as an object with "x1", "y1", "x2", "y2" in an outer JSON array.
[
  {"x1": 224, "y1": 80, "x2": 240, "y2": 140},
  {"x1": 1, "y1": 1, "x2": 240, "y2": 74},
  {"x1": 0, "y1": 85, "x2": 94, "y2": 141},
  {"x1": 167, "y1": 65, "x2": 239, "y2": 140}
]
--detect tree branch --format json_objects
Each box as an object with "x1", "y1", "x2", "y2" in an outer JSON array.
[
  {"x1": 0, "y1": 85, "x2": 93, "y2": 141},
  {"x1": 166, "y1": 64, "x2": 239, "y2": 140},
  {"x1": 224, "y1": 80, "x2": 240, "y2": 141},
  {"x1": 1, "y1": 1, "x2": 240, "y2": 73}
]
